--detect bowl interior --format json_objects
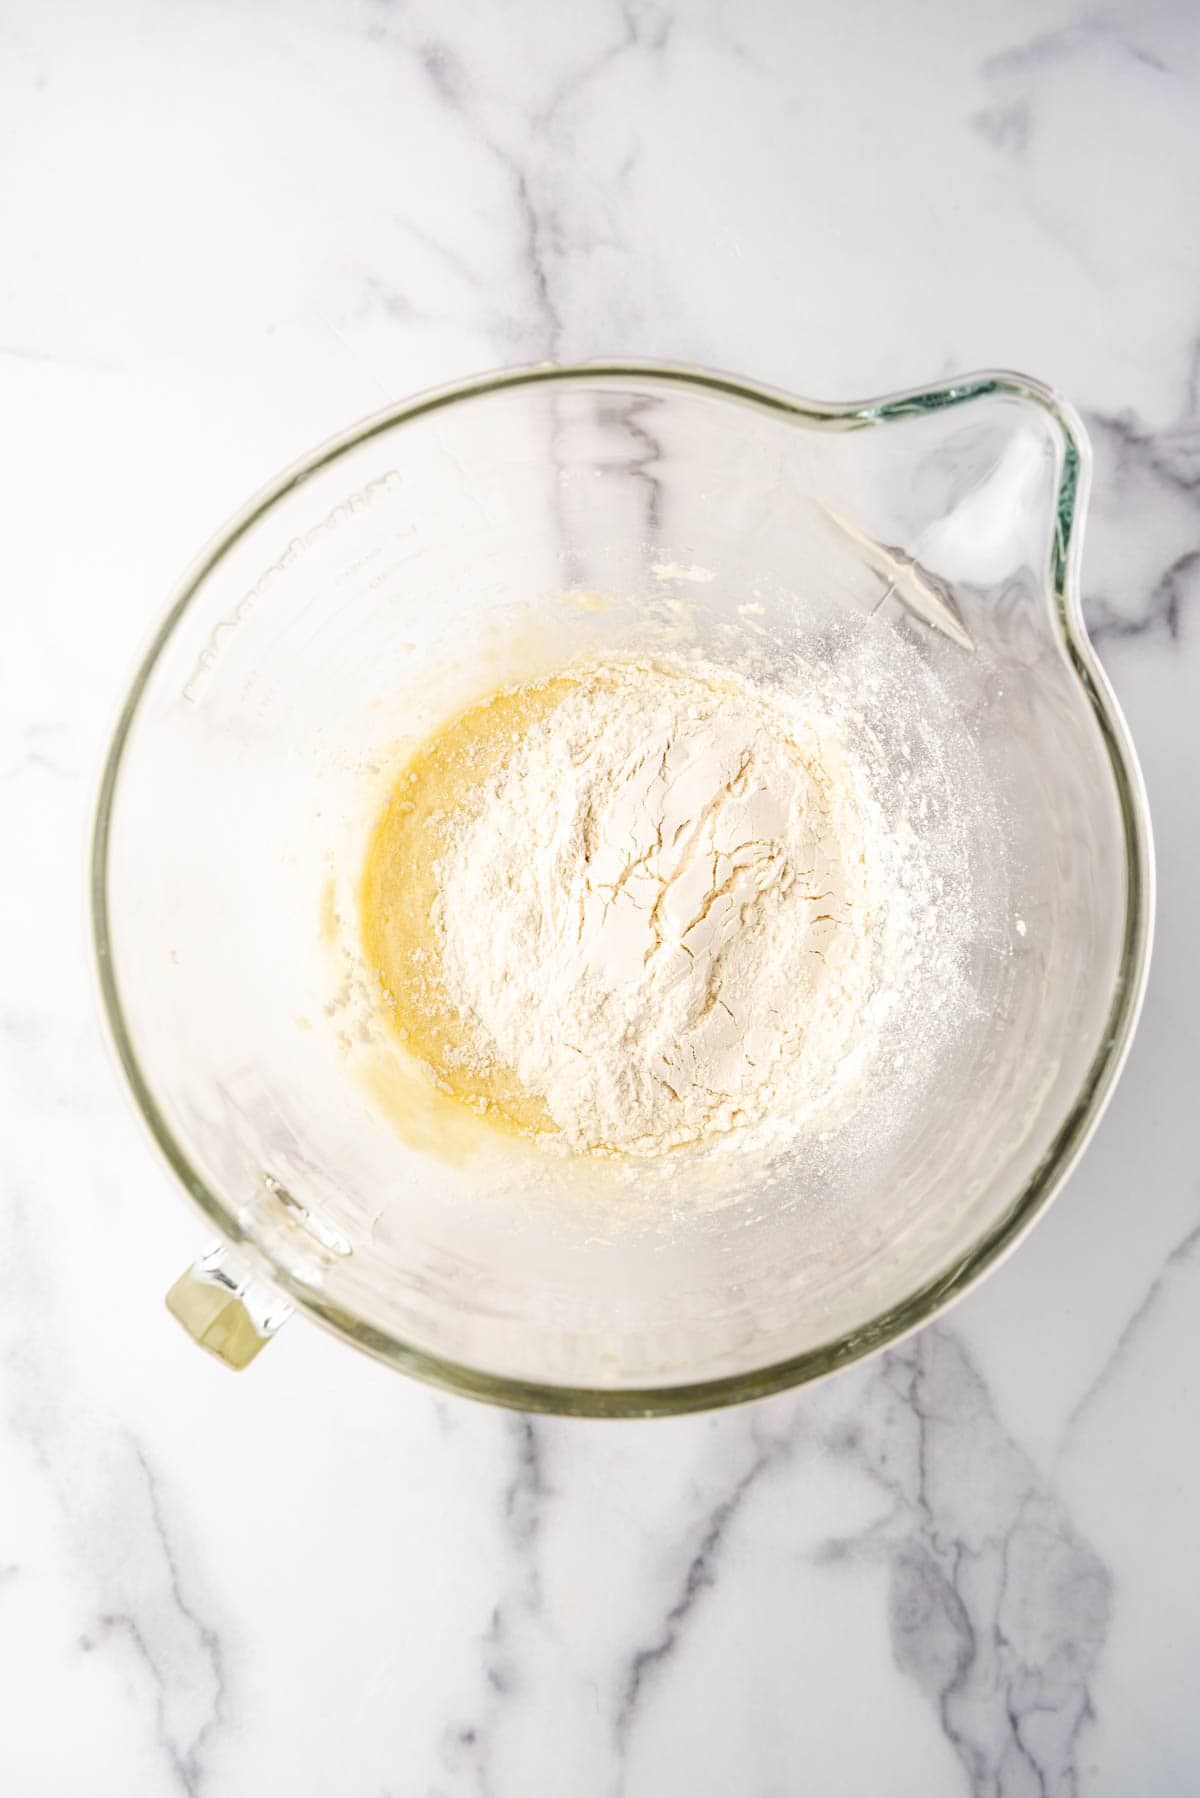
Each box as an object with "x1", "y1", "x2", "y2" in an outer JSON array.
[{"x1": 97, "y1": 369, "x2": 1145, "y2": 1407}]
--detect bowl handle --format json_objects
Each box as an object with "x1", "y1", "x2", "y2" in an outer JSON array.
[{"x1": 166, "y1": 1244, "x2": 292, "y2": 1369}]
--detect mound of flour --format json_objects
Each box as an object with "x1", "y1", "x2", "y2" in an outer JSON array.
[{"x1": 432, "y1": 660, "x2": 922, "y2": 1157}]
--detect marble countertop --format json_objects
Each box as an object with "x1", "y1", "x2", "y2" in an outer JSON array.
[{"x1": 3, "y1": 1, "x2": 1198, "y2": 1792}]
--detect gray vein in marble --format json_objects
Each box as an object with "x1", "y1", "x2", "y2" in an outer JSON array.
[
  {"x1": 1084, "y1": 407, "x2": 1200, "y2": 643},
  {"x1": 417, "y1": 37, "x2": 470, "y2": 111},
  {"x1": 982, "y1": 22, "x2": 1169, "y2": 80},
  {"x1": 439, "y1": 1416, "x2": 551, "y2": 1795},
  {"x1": 612, "y1": 1421, "x2": 792, "y2": 1786},
  {"x1": 562, "y1": 389, "x2": 667, "y2": 584},
  {"x1": 1087, "y1": 547, "x2": 1198, "y2": 644},
  {"x1": 2, "y1": 723, "x2": 76, "y2": 782},
  {"x1": 972, "y1": 21, "x2": 1172, "y2": 179},
  {"x1": 823, "y1": 1329, "x2": 1110, "y2": 1798},
  {"x1": 407, "y1": 36, "x2": 563, "y2": 359},
  {"x1": 394, "y1": 2, "x2": 672, "y2": 361},
  {"x1": 502, "y1": 1415, "x2": 548, "y2": 1610},
  {"x1": 698, "y1": 0, "x2": 775, "y2": 73},
  {"x1": 362, "y1": 274, "x2": 419, "y2": 323},
  {"x1": 529, "y1": 0, "x2": 674, "y2": 133},
  {"x1": 972, "y1": 98, "x2": 1031, "y2": 153},
  {"x1": 132, "y1": 1440, "x2": 226, "y2": 1787},
  {"x1": 616, "y1": 393, "x2": 665, "y2": 540},
  {"x1": 70, "y1": 1438, "x2": 225, "y2": 1797},
  {"x1": 395, "y1": 216, "x2": 488, "y2": 291},
  {"x1": 508, "y1": 162, "x2": 564, "y2": 358},
  {"x1": 1060, "y1": 1217, "x2": 1200, "y2": 1456},
  {"x1": 0, "y1": 1189, "x2": 226, "y2": 1795},
  {"x1": 1186, "y1": 338, "x2": 1200, "y2": 419},
  {"x1": 1088, "y1": 408, "x2": 1200, "y2": 497}
]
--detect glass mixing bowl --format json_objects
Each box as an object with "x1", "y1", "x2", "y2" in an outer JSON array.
[{"x1": 91, "y1": 363, "x2": 1153, "y2": 1414}]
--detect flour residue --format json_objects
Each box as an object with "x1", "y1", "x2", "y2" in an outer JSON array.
[{"x1": 357, "y1": 640, "x2": 964, "y2": 1161}]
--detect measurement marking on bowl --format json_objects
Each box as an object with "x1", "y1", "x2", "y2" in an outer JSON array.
[
  {"x1": 182, "y1": 470, "x2": 408, "y2": 704},
  {"x1": 261, "y1": 1173, "x2": 353, "y2": 1258}
]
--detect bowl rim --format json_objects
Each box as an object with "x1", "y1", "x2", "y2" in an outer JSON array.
[{"x1": 90, "y1": 359, "x2": 1156, "y2": 1416}]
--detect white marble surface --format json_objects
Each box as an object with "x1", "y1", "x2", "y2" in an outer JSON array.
[{"x1": 2, "y1": 1, "x2": 1198, "y2": 1791}]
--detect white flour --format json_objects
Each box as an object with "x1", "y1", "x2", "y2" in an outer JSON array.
[{"x1": 434, "y1": 660, "x2": 922, "y2": 1157}]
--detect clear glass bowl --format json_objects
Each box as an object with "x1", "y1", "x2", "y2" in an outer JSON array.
[{"x1": 91, "y1": 363, "x2": 1153, "y2": 1414}]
